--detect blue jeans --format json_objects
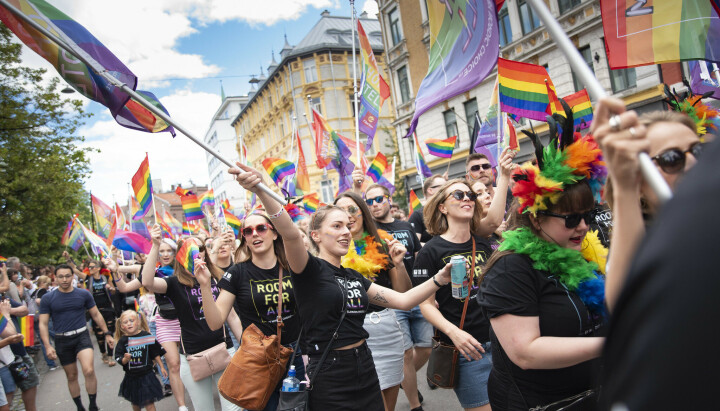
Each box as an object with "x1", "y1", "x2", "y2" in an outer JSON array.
[
  {"x1": 394, "y1": 306, "x2": 433, "y2": 350},
  {"x1": 148, "y1": 321, "x2": 170, "y2": 386},
  {"x1": 453, "y1": 342, "x2": 492, "y2": 408}
]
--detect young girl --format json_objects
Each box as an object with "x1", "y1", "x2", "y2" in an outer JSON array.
[{"x1": 114, "y1": 310, "x2": 167, "y2": 411}]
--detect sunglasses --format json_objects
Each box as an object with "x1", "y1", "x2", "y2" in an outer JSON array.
[
  {"x1": 88, "y1": 265, "x2": 98, "y2": 269},
  {"x1": 365, "y1": 195, "x2": 387, "y2": 206},
  {"x1": 651, "y1": 143, "x2": 703, "y2": 174},
  {"x1": 538, "y1": 210, "x2": 594, "y2": 229},
  {"x1": 470, "y1": 163, "x2": 492, "y2": 172},
  {"x1": 341, "y1": 205, "x2": 362, "y2": 216},
  {"x1": 444, "y1": 190, "x2": 478, "y2": 202},
  {"x1": 242, "y1": 223, "x2": 273, "y2": 238}
]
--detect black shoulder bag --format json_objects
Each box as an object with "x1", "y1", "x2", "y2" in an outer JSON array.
[{"x1": 277, "y1": 274, "x2": 349, "y2": 411}]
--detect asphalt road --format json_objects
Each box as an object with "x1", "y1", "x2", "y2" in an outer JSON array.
[{"x1": 36, "y1": 336, "x2": 459, "y2": 410}]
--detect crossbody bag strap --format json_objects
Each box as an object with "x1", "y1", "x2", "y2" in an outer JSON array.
[
  {"x1": 276, "y1": 266, "x2": 285, "y2": 351},
  {"x1": 457, "y1": 240, "x2": 476, "y2": 331}
]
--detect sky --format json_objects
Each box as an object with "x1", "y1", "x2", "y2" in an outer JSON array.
[{"x1": 13, "y1": 0, "x2": 379, "y2": 208}]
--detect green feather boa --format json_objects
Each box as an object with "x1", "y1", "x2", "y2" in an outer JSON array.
[{"x1": 498, "y1": 227, "x2": 599, "y2": 291}]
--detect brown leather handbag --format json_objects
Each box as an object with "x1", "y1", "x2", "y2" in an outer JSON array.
[
  {"x1": 218, "y1": 267, "x2": 294, "y2": 410},
  {"x1": 426, "y1": 241, "x2": 476, "y2": 389}
]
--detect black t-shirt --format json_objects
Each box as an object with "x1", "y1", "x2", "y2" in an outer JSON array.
[
  {"x1": 162, "y1": 276, "x2": 232, "y2": 354},
  {"x1": 479, "y1": 253, "x2": 604, "y2": 406},
  {"x1": 412, "y1": 235, "x2": 492, "y2": 344},
  {"x1": 86, "y1": 275, "x2": 112, "y2": 309},
  {"x1": 114, "y1": 331, "x2": 165, "y2": 376},
  {"x1": 139, "y1": 270, "x2": 176, "y2": 320},
  {"x1": 36, "y1": 289, "x2": 48, "y2": 299},
  {"x1": 292, "y1": 253, "x2": 373, "y2": 354},
  {"x1": 599, "y1": 139, "x2": 720, "y2": 411},
  {"x1": 591, "y1": 203, "x2": 613, "y2": 248},
  {"x1": 376, "y1": 220, "x2": 423, "y2": 286},
  {"x1": 408, "y1": 206, "x2": 432, "y2": 243},
  {"x1": 218, "y1": 261, "x2": 300, "y2": 345}
]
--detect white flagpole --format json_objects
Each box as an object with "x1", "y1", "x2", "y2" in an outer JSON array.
[
  {"x1": 525, "y1": 0, "x2": 671, "y2": 204},
  {"x1": 350, "y1": 0, "x2": 362, "y2": 167},
  {"x1": 412, "y1": 133, "x2": 425, "y2": 190},
  {"x1": 712, "y1": 63, "x2": 720, "y2": 87},
  {"x1": 0, "y1": 0, "x2": 287, "y2": 206}
]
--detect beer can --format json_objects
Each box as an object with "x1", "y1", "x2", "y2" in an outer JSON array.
[{"x1": 450, "y1": 256, "x2": 468, "y2": 299}]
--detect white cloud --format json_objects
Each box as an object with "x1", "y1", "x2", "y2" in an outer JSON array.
[
  {"x1": 362, "y1": 0, "x2": 379, "y2": 18},
  {"x1": 163, "y1": 0, "x2": 338, "y2": 26}
]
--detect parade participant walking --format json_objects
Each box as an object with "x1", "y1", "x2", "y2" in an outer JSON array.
[
  {"x1": 201, "y1": 212, "x2": 305, "y2": 411},
  {"x1": 34, "y1": 275, "x2": 57, "y2": 370},
  {"x1": 230, "y1": 163, "x2": 453, "y2": 411},
  {"x1": 407, "y1": 175, "x2": 446, "y2": 243},
  {"x1": 114, "y1": 310, "x2": 167, "y2": 411},
  {"x1": 39, "y1": 264, "x2": 115, "y2": 411},
  {"x1": 84, "y1": 260, "x2": 117, "y2": 366},
  {"x1": 0, "y1": 300, "x2": 23, "y2": 411}
]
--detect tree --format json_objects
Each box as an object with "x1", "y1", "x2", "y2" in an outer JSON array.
[{"x1": 0, "y1": 24, "x2": 93, "y2": 264}]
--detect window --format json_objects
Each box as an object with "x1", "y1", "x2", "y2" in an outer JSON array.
[
  {"x1": 268, "y1": 96, "x2": 273, "y2": 109},
  {"x1": 572, "y1": 46, "x2": 594, "y2": 92},
  {"x1": 610, "y1": 67, "x2": 637, "y2": 93},
  {"x1": 464, "y1": 98, "x2": 478, "y2": 138},
  {"x1": 320, "y1": 179, "x2": 334, "y2": 203},
  {"x1": 519, "y1": 0, "x2": 541, "y2": 35},
  {"x1": 389, "y1": 8, "x2": 403, "y2": 46},
  {"x1": 208, "y1": 131, "x2": 218, "y2": 147},
  {"x1": 558, "y1": 0, "x2": 582, "y2": 14},
  {"x1": 303, "y1": 58, "x2": 317, "y2": 83},
  {"x1": 498, "y1": 5, "x2": 512, "y2": 46},
  {"x1": 443, "y1": 110, "x2": 458, "y2": 139},
  {"x1": 310, "y1": 96, "x2": 322, "y2": 115},
  {"x1": 260, "y1": 134, "x2": 267, "y2": 152},
  {"x1": 208, "y1": 156, "x2": 221, "y2": 171},
  {"x1": 397, "y1": 66, "x2": 410, "y2": 103}
]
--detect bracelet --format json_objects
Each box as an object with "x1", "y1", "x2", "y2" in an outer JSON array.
[
  {"x1": 267, "y1": 208, "x2": 284, "y2": 220},
  {"x1": 432, "y1": 275, "x2": 443, "y2": 288}
]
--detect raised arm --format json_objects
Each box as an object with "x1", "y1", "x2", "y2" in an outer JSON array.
[
  {"x1": 229, "y1": 163, "x2": 309, "y2": 274},
  {"x1": 140, "y1": 225, "x2": 169, "y2": 294},
  {"x1": 104, "y1": 258, "x2": 143, "y2": 293},
  {"x1": 473, "y1": 148, "x2": 515, "y2": 238}
]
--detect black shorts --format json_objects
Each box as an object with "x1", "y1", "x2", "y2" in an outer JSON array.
[{"x1": 54, "y1": 330, "x2": 93, "y2": 366}]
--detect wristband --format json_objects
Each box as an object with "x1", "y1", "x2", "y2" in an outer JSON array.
[
  {"x1": 432, "y1": 275, "x2": 443, "y2": 288},
  {"x1": 267, "y1": 208, "x2": 284, "y2": 220}
]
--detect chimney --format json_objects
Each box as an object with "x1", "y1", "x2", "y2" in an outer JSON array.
[{"x1": 321, "y1": 9, "x2": 330, "y2": 17}]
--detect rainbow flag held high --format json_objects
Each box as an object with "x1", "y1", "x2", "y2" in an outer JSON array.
[
  {"x1": 176, "y1": 238, "x2": 200, "y2": 275},
  {"x1": 498, "y1": 58, "x2": 557, "y2": 121},
  {"x1": 91, "y1": 194, "x2": 114, "y2": 239},
  {"x1": 131, "y1": 154, "x2": 153, "y2": 220},
  {"x1": 357, "y1": 19, "x2": 391, "y2": 149},
  {"x1": 81, "y1": 223, "x2": 110, "y2": 258},
  {"x1": 367, "y1": 152, "x2": 389, "y2": 183},
  {"x1": 262, "y1": 157, "x2": 296, "y2": 187},
  {"x1": 175, "y1": 187, "x2": 203, "y2": 221},
  {"x1": 425, "y1": 137, "x2": 457, "y2": 158},
  {"x1": 130, "y1": 220, "x2": 151, "y2": 240},
  {"x1": 601, "y1": 0, "x2": 720, "y2": 69},
  {"x1": 408, "y1": 190, "x2": 422, "y2": 216},
  {"x1": 155, "y1": 212, "x2": 174, "y2": 240},
  {"x1": 164, "y1": 211, "x2": 182, "y2": 236},
  {"x1": 199, "y1": 189, "x2": 215, "y2": 211},
  {"x1": 413, "y1": 133, "x2": 433, "y2": 178},
  {"x1": 63, "y1": 219, "x2": 85, "y2": 251},
  {"x1": 113, "y1": 229, "x2": 152, "y2": 254},
  {"x1": 182, "y1": 222, "x2": 193, "y2": 236},
  {"x1": 20, "y1": 314, "x2": 34, "y2": 347},
  {"x1": 222, "y1": 208, "x2": 242, "y2": 234},
  {"x1": 115, "y1": 203, "x2": 127, "y2": 230},
  {"x1": 562, "y1": 89, "x2": 593, "y2": 130},
  {"x1": 303, "y1": 193, "x2": 320, "y2": 214}
]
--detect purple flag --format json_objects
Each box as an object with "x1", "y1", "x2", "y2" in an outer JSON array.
[
  {"x1": 405, "y1": 0, "x2": 499, "y2": 137},
  {"x1": 474, "y1": 120, "x2": 499, "y2": 167},
  {"x1": 688, "y1": 60, "x2": 720, "y2": 100}
]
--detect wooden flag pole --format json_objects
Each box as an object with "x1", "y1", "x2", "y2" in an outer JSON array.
[{"x1": 525, "y1": 0, "x2": 671, "y2": 205}]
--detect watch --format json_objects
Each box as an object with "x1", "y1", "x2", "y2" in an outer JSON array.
[{"x1": 104, "y1": 332, "x2": 112, "y2": 337}]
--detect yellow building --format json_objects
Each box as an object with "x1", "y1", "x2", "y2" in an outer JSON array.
[{"x1": 231, "y1": 10, "x2": 396, "y2": 204}]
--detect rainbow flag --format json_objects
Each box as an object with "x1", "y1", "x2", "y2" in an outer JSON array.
[
  {"x1": 0, "y1": 315, "x2": 8, "y2": 334},
  {"x1": 182, "y1": 222, "x2": 193, "y2": 236},
  {"x1": 294, "y1": 131, "x2": 311, "y2": 195},
  {"x1": 199, "y1": 189, "x2": 215, "y2": 210},
  {"x1": 20, "y1": 315, "x2": 34, "y2": 347},
  {"x1": 131, "y1": 154, "x2": 153, "y2": 219},
  {"x1": 155, "y1": 212, "x2": 174, "y2": 240},
  {"x1": 413, "y1": 133, "x2": 433, "y2": 178},
  {"x1": 0, "y1": 257, "x2": 6, "y2": 263},
  {"x1": 164, "y1": 211, "x2": 182, "y2": 236},
  {"x1": 130, "y1": 220, "x2": 150, "y2": 240},
  {"x1": 0, "y1": 0, "x2": 174, "y2": 136},
  {"x1": 408, "y1": 190, "x2": 422, "y2": 216},
  {"x1": 303, "y1": 193, "x2": 320, "y2": 213},
  {"x1": 80, "y1": 223, "x2": 110, "y2": 258},
  {"x1": 262, "y1": 157, "x2": 295, "y2": 186},
  {"x1": 221, "y1": 199, "x2": 232, "y2": 211},
  {"x1": 357, "y1": 20, "x2": 391, "y2": 149},
  {"x1": 425, "y1": 137, "x2": 456, "y2": 158},
  {"x1": 63, "y1": 218, "x2": 85, "y2": 251},
  {"x1": 176, "y1": 238, "x2": 200, "y2": 275},
  {"x1": 563, "y1": 89, "x2": 593, "y2": 130},
  {"x1": 115, "y1": 203, "x2": 127, "y2": 230},
  {"x1": 367, "y1": 152, "x2": 389, "y2": 183},
  {"x1": 91, "y1": 194, "x2": 114, "y2": 239},
  {"x1": 498, "y1": 58, "x2": 557, "y2": 121},
  {"x1": 601, "y1": 0, "x2": 720, "y2": 69},
  {"x1": 222, "y1": 208, "x2": 242, "y2": 234},
  {"x1": 134, "y1": 299, "x2": 139, "y2": 312},
  {"x1": 113, "y1": 229, "x2": 152, "y2": 254},
  {"x1": 311, "y1": 109, "x2": 354, "y2": 177},
  {"x1": 175, "y1": 187, "x2": 203, "y2": 221}
]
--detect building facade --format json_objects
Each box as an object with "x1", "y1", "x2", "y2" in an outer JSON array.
[
  {"x1": 376, "y1": 0, "x2": 686, "y2": 194},
  {"x1": 231, "y1": 10, "x2": 396, "y2": 204}
]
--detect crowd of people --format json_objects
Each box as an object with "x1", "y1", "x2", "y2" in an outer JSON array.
[{"x1": 8, "y1": 90, "x2": 716, "y2": 411}]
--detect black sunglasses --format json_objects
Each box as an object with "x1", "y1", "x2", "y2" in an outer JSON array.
[
  {"x1": 651, "y1": 143, "x2": 703, "y2": 174},
  {"x1": 365, "y1": 195, "x2": 387, "y2": 206},
  {"x1": 470, "y1": 163, "x2": 492, "y2": 172},
  {"x1": 538, "y1": 210, "x2": 594, "y2": 229},
  {"x1": 444, "y1": 190, "x2": 478, "y2": 202}
]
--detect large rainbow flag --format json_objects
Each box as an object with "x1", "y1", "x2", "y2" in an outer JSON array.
[
  {"x1": 91, "y1": 194, "x2": 114, "y2": 239},
  {"x1": 131, "y1": 154, "x2": 153, "y2": 220},
  {"x1": 357, "y1": 19, "x2": 390, "y2": 149},
  {"x1": 425, "y1": 137, "x2": 456, "y2": 158},
  {"x1": 112, "y1": 229, "x2": 152, "y2": 254},
  {"x1": 0, "y1": 0, "x2": 174, "y2": 136},
  {"x1": 262, "y1": 157, "x2": 295, "y2": 187},
  {"x1": 176, "y1": 238, "x2": 200, "y2": 275},
  {"x1": 498, "y1": 58, "x2": 557, "y2": 121},
  {"x1": 601, "y1": 0, "x2": 720, "y2": 69}
]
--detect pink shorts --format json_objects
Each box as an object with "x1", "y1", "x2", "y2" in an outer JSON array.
[{"x1": 155, "y1": 316, "x2": 181, "y2": 344}]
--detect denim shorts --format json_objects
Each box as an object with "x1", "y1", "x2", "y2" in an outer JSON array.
[
  {"x1": 453, "y1": 342, "x2": 492, "y2": 408},
  {"x1": 364, "y1": 309, "x2": 404, "y2": 390},
  {"x1": 393, "y1": 306, "x2": 433, "y2": 350},
  {"x1": 0, "y1": 366, "x2": 15, "y2": 394}
]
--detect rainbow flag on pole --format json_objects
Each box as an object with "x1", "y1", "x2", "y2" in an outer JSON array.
[
  {"x1": 408, "y1": 190, "x2": 422, "y2": 216},
  {"x1": 357, "y1": 19, "x2": 390, "y2": 149},
  {"x1": 366, "y1": 152, "x2": 388, "y2": 183},
  {"x1": 176, "y1": 238, "x2": 200, "y2": 275},
  {"x1": 164, "y1": 211, "x2": 182, "y2": 236},
  {"x1": 91, "y1": 194, "x2": 114, "y2": 239},
  {"x1": 294, "y1": 131, "x2": 311, "y2": 195},
  {"x1": 302, "y1": 193, "x2": 320, "y2": 214},
  {"x1": 199, "y1": 189, "x2": 215, "y2": 210},
  {"x1": 498, "y1": 58, "x2": 557, "y2": 121},
  {"x1": 413, "y1": 133, "x2": 433, "y2": 178},
  {"x1": 563, "y1": 89, "x2": 593, "y2": 130},
  {"x1": 131, "y1": 154, "x2": 153, "y2": 220},
  {"x1": 112, "y1": 229, "x2": 152, "y2": 254},
  {"x1": 425, "y1": 137, "x2": 456, "y2": 158},
  {"x1": 175, "y1": 187, "x2": 203, "y2": 221},
  {"x1": 222, "y1": 208, "x2": 242, "y2": 234},
  {"x1": 155, "y1": 212, "x2": 174, "y2": 240},
  {"x1": 262, "y1": 158, "x2": 295, "y2": 187},
  {"x1": 601, "y1": 0, "x2": 720, "y2": 69}
]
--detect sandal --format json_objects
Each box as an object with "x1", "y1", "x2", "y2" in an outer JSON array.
[
  {"x1": 108, "y1": 359, "x2": 117, "y2": 367},
  {"x1": 101, "y1": 353, "x2": 109, "y2": 364}
]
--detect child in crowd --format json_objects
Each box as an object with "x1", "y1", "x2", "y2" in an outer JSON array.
[{"x1": 113, "y1": 310, "x2": 166, "y2": 411}]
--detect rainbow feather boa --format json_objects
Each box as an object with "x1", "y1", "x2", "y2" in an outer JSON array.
[
  {"x1": 341, "y1": 230, "x2": 393, "y2": 281},
  {"x1": 499, "y1": 227, "x2": 607, "y2": 314}
]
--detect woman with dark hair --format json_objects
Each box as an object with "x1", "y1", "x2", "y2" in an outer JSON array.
[
  {"x1": 478, "y1": 111, "x2": 608, "y2": 410},
  {"x1": 142, "y1": 226, "x2": 243, "y2": 411},
  {"x1": 333, "y1": 191, "x2": 412, "y2": 411},
  {"x1": 229, "y1": 163, "x2": 453, "y2": 411},
  {"x1": 83, "y1": 260, "x2": 117, "y2": 367},
  {"x1": 199, "y1": 212, "x2": 305, "y2": 411}
]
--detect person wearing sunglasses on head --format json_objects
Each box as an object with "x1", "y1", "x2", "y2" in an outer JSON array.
[
  {"x1": 477, "y1": 107, "x2": 608, "y2": 411},
  {"x1": 142, "y1": 227, "x2": 243, "y2": 411},
  {"x1": 229, "y1": 163, "x2": 453, "y2": 411},
  {"x1": 407, "y1": 175, "x2": 447, "y2": 244},
  {"x1": 199, "y1": 212, "x2": 305, "y2": 411}
]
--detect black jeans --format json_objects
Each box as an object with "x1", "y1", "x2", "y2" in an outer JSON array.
[
  {"x1": 91, "y1": 307, "x2": 115, "y2": 355},
  {"x1": 307, "y1": 342, "x2": 384, "y2": 411}
]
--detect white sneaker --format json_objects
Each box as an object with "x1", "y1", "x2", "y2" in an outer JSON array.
[{"x1": 178, "y1": 407, "x2": 189, "y2": 411}]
